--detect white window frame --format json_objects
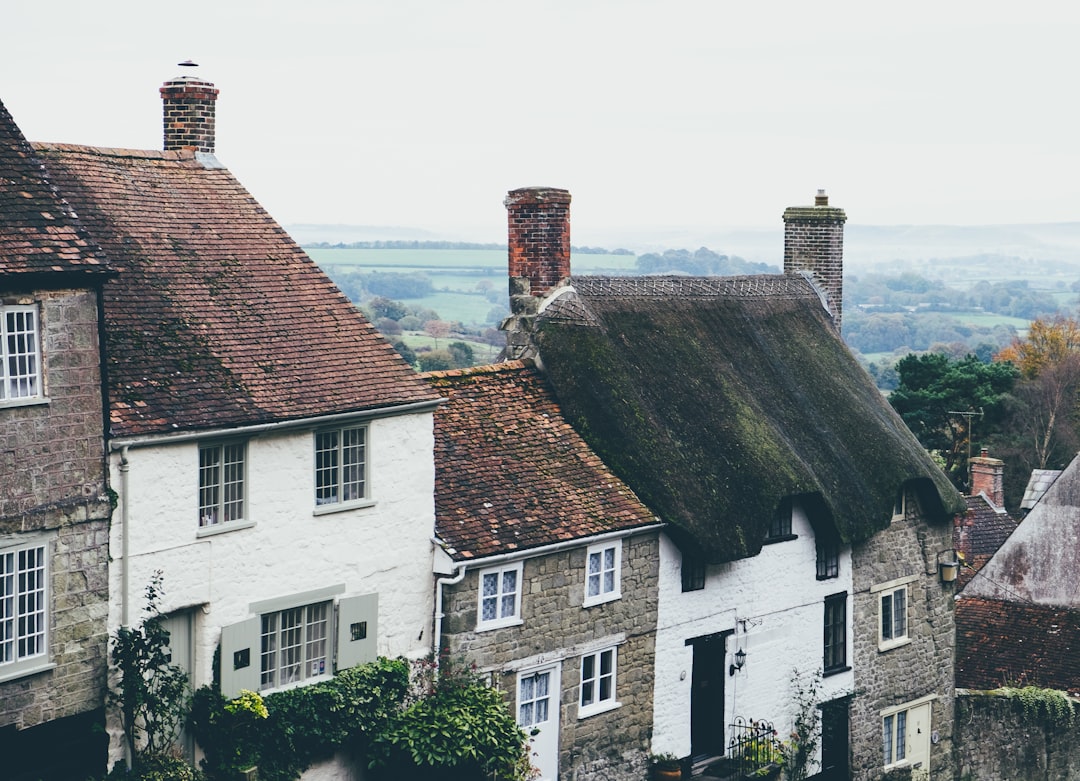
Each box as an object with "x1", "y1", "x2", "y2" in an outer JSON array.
[
  {"x1": 583, "y1": 541, "x2": 622, "y2": 607},
  {"x1": 1, "y1": 304, "x2": 44, "y2": 404},
  {"x1": 314, "y1": 424, "x2": 371, "y2": 512},
  {"x1": 892, "y1": 488, "x2": 906, "y2": 519},
  {"x1": 881, "y1": 694, "x2": 936, "y2": 769},
  {"x1": 259, "y1": 600, "x2": 332, "y2": 691},
  {"x1": 872, "y1": 575, "x2": 917, "y2": 651},
  {"x1": 197, "y1": 440, "x2": 248, "y2": 531},
  {"x1": 0, "y1": 535, "x2": 54, "y2": 682},
  {"x1": 578, "y1": 646, "x2": 619, "y2": 718},
  {"x1": 476, "y1": 563, "x2": 523, "y2": 631}
]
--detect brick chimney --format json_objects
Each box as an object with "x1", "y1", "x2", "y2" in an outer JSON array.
[
  {"x1": 161, "y1": 64, "x2": 219, "y2": 153},
  {"x1": 501, "y1": 187, "x2": 571, "y2": 360},
  {"x1": 783, "y1": 190, "x2": 846, "y2": 328},
  {"x1": 969, "y1": 447, "x2": 1005, "y2": 508}
]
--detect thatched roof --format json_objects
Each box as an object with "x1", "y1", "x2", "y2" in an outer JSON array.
[{"x1": 534, "y1": 274, "x2": 964, "y2": 563}]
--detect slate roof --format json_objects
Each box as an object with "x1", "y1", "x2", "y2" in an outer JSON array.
[
  {"x1": 426, "y1": 361, "x2": 658, "y2": 560},
  {"x1": 533, "y1": 274, "x2": 965, "y2": 563},
  {"x1": 0, "y1": 100, "x2": 109, "y2": 279},
  {"x1": 955, "y1": 596, "x2": 1080, "y2": 696},
  {"x1": 955, "y1": 494, "x2": 1019, "y2": 588},
  {"x1": 1021, "y1": 468, "x2": 1062, "y2": 511},
  {"x1": 963, "y1": 453, "x2": 1080, "y2": 606},
  {"x1": 30, "y1": 143, "x2": 437, "y2": 438}
]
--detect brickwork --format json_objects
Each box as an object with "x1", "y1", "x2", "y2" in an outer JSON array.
[
  {"x1": 954, "y1": 693, "x2": 1080, "y2": 780},
  {"x1": 849, "y1": 492, "x2": 956, "y2": 780},
  {"x1": 442, "y1": 532, "x2": 659, "y2": 781},
  {"x1": 782, "y1": 192, "x2": 846, "y2": 328},
  {"x1": 968, "y1": 450, "x2": 1005, "y2": 507},
  {"x1": 160, "y1": 77, "x2": 219, "y2": 153},
  {"x1": 0, "y1": 287, "x2": 111, "y2": 736}
]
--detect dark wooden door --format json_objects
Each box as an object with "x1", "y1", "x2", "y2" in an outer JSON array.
[{"x1": 690, "y1": 632, "x2": 729, "y2": 758}]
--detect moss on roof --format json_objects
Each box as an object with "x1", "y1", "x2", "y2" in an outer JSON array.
[{"x1": 535, "y1": 275, "x2": 964, "y2": 563}]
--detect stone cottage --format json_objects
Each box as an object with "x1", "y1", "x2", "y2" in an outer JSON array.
[
  {"x1": 499, "y1": 186, "x2": 965, "y2": 780},
  {"x1": 0, "y1": 98, "x2": 114, "y2": 780},
  {"x1": 427, "y1": 361, "x2": 661, "y2": 781}
]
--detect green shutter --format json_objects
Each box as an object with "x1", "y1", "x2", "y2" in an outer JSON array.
[
  {"x1": 220, "y1": 616, "x2": 261, "y2": 699},
  {"x1": 336, "y1": 593, "x2": 378, "y2": 671}
]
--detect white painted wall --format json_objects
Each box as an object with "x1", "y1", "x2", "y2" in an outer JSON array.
[
  {"x1": 105, "y1": 410, "x2": 436, "y2": 769},
  {"x1": 651, "y1": 503, "x2": 854, "y2": 765}
]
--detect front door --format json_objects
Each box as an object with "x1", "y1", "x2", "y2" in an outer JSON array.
[
  {"x1": 905, "y1": 702, "x2": 932, "y2": 779},
  {"x1": 690, "y1": 632, "x2": 730, "y2": 758},
  {"x1": 819, "y1": 697, "x2": 850, "y2": 780},
  {"x1": 161, "y1": 610, "x2": 196, "y2": 762},
  {"x1": 518, "y1": 664, "x2": 561, "y2": 781}
]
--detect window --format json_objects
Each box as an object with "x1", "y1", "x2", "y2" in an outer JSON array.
[
  {"x1": 816, "y1": 540, "x2": 839, "y2": 579},
  {"x1": 199, "y1": 442, "x2": 246, "y2": 527},
  {"x1": 681, "y1": 552, "x2": 706, "y2": 592},
  {"x1": 579, "y1": 647, "x2": 618, "y2": 716},
  {"x1": 879, "y1": 585, "x2": 910, "y2": 649},
  {"x1": 893, "y1": 488, "x2": 906, "y2": 519},
  {"x1": 477, "y1": 563, "x2": 522, "y2": 630},
  {"x1": 260, "y1": 601, "x2": 330, "y2": 690},
  {"x1": 315, "y1": 425, "x2": 367, "y2": 507},
  {"x1": 1, "y1": 305, "x2": 42, "y2": 402},
  {"x1": 765, "y1": 501, "x2": 795, "y2": 543},
  {"x1": 584, "y1": 541, "x2": 621, "y2": 606},
  {"x1": 883, "y1": 710, "x2": 906, "y2": 766},
  {"x1": 823, "y1": 593, "x2": 848, "y2": 673},
  {"x1": 0, "y1": 540, "x2": 48, "y2": 677}
]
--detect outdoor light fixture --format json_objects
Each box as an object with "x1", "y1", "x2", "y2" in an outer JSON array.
[
  {"x1": 938, "y1": 549, "x2": 960, "y2": 583},
  {"x1": 729, "y1": 648, "x2": 746, "y2": 676}
]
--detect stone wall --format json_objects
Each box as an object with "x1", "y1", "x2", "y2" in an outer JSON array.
[
  {"x1": 442, "y1": 530, "x2": 659, "y2": 781},
  {"x1": 849, "y1": 490, "x2": 957, "y2": 780},
  {"x1": 954, "y1": 693, "x2": 1080, "y2": 781}
]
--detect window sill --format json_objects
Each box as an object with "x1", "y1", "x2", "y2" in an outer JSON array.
[
  {"x1": 583, "y1": 591, "x2": 621, "y2": 608},
  {"x1": 197, "y1": 519, "x2": 256, "y2": 538},
  {"x1": 0, "y1": 660, "x2": 56, "y2": 684},
  {"x1": 259, "y1": 672, "x2": 334, "y2": 697},
  {"x1": 476, "y1": 617, "x2": 523, "y2": 633},
  {"x1": 878, "y1": 637, "x2": 911, "y2": 653},
  {"x1": 823, "y1": 665, "x2": 851, "y2": 678},
  {"x1": 313, "y1": 498, "x2": 376, "y2": 516},
  {"x1": 578, "y1": 700, "x2": 621, "y2": 720},
  {"x1": 0, "y1": 395, "x2": 49, "y2": 410},
  {"x1": 762, "y1": 534, "x2": 798, "y2": 546}
]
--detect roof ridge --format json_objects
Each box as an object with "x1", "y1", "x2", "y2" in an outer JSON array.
[
  {"x1": 422, "y1": 360, "x2": 530, "y2": 380},
  {"x1": 32, "y1": 142, "x2": 192, "y2": 162}
]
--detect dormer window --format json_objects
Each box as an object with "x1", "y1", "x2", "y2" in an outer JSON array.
[
  {"x1": 892, "y1": 488, "x2": 906, "y2": 519},
  {"x1": 816, "y1": 540, "x2": 839, "y2": 579},
  {"x1": 765, "y1": 501, "x2": 797, "y2": 544}
]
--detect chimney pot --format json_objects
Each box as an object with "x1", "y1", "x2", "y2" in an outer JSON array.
[{"x1": 815, "y1": 189, "x2": 828, "y2": 206}]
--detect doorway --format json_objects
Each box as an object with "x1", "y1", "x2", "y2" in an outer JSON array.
[
  {"x1": 160, "y1": 609, "x2": 196, "y2": 762},
  {"x1": 517, "y1": 663, "x2": 561, "y2": 780},
  {"x1": 818, "y1": 697, "x2": 850, "y2": 780},
  {"x1": 688, "y1": 630, "x2": 732, "y2": 759}
]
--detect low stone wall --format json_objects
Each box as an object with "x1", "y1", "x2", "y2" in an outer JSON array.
[{"x1": 954, "y1": 692, "x2": 1080, "y2": 781}]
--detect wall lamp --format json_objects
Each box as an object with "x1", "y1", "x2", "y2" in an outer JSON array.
[
  {"x1": 729, "y1": 648, "x2": 746, "y2": 676},
  {"x1": 938, "y1": 549, "x2": 960, "y2": 583}
]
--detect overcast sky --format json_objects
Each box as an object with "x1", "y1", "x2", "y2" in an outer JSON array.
[{"x1": 3, "y1": 1, "x2": 1078, "y2": 246}]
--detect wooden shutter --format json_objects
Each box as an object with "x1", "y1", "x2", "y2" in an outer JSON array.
[
  {"x1": 220, "y1": 616, "x2": 261, "y2": 699},
  {"x1": 336, "y1": 593, "x2": 378, "y2": 670}
]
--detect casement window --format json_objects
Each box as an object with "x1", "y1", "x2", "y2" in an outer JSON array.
[
  {"x1": 0, "y1": 538, "x2": 50, "y2": 679},
  {"x1": 1, "y1": 305, "x2": 42, "y2": 403},
  {"x1": 199, "y1": 442, "x2": 246, "y2": 527},
  {"x1": 816, "y1": 540, "x2": 839, "y2": 579},
  {"x1": 765, "y1": 500, "x2": 796, "y2": 543},
  {"x1": 893, "y1": 488, "x2": 906, "y2": 519},
  {"x1": 882, "y1": 709, "x2": 906, "y2": 766},
  {"x1": 477, "y1": 563, "x2": 522, "y2": 630},
  {"x1": 219, "y1": 589, "x2": 378, "y2": 699},
  {"x1": 583, "y1": 541, "x2": 621, "y2": 606},
  {"x1": 579, "y1": 647, "x2": 618, "y2": 717},
  {"x1": 314, "y1": 425, "x2": 367, "y2": 507},
  {"x1": 681, "y1": 552, "x2": 706, "y2": 592},
  {"x1": 823, "y1": 592, "x2": 848, "y2": 674},
  {"x1": 873, "y1": 575, "x2": 916, "y2": 651}
]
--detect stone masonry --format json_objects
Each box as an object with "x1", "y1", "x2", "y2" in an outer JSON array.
[
  {"x1": 442, "y1": 531, "x2": 659, "y2": 781},
  {"x1": 0, "y1": 288, "x2": 111, "y2": 733},
  {"x1": 849, "y1": 489, "x2": 956, "y2": 780}
]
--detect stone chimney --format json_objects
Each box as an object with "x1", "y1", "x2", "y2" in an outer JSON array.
[
  {"x1": 501, "y1": 187, "x2": 572, "y2": 360},
  {"x1": 782, "y1": 190, "x2": 846, "y2": 328},
  {"x1": 161, "y1": 64, "x2": 219, "y2": 153},
  {"x1": 969, "y1": 447, "x2": 1005, "y2": 508}
]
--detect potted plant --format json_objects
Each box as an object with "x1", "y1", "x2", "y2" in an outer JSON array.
[{"x1": 650, "y1": 752, "x2": 683, "y2": 780}]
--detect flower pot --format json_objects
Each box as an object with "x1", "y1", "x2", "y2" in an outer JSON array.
[{"x1": 653, "y1": 767, "x2": 682, "y2": 780}]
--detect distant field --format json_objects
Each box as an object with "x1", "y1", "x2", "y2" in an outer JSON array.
[{"x1": 952, "y1": 313, "x2": 1029, "y2": 334}]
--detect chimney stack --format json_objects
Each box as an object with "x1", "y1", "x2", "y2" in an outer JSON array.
[
  {"x1": 969, "y1": 448, "x2": 1005, "y2": 508},
  {"x1": 161, "y1": 63, "x2": 219, "y2": 153},
  {"x1": 783, "y1": 190, "x2": 846, "y2": 328}
]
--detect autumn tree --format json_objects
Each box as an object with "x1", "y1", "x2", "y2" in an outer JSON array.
[{"x1": 423, "y1": 320, "x2": 451, "y2": 350}]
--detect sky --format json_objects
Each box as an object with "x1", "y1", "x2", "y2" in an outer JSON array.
[{"x1": 3, "y1": 1, "x2": 1079, "y2": 247}]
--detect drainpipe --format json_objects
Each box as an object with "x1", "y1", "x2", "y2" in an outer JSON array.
[
  {"x1": 433, "y1": 564, "x2": 467, "y2": 671},
  {"x1": 119, "y1": 446, "x2": 131, "y2": 627}
]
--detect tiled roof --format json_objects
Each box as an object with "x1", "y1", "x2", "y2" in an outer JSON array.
[
  {"x1": 0, "y1": 101, "x2": 109, "y2": 276},
  {"x1": 31, "y1": 143, "x2": 437, "y2": 437},
  {"x1": 534, "y1": 275, "x2": 964, "y2": 563},
  {"x1": 956, "y1": 596, "x2": 1080, "y2": 696},
  {"x1": 955, "y1": 495, "x2": 1018, "y2": 588},
  {"x1": 426, "y1": 361, "x2": 658, "y2": 560}
]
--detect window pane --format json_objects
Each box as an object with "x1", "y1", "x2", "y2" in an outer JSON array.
[
  {"x1": 17, "y1": 547, "x2": 46, "y2": 660},
  {"x1": 315, "y1": 431, "x2": 339, "y2": 505},
  {"x1": 260, "y1": 613, "x2": 278, "y2": 689},
  {"x1": 896, "y1": 711, "x2": 907, "y2": 760},
  {"x1": 341, "y1": 427, "x2": 366, "y2": 501},
  {"x1": 883, "y1": 714, "x2": 894, "y2": 764},
  {"x1": 519, "y1": 700, "x2": 534, "y2": 726},
  {"x1": 881, "y1": 594, "x2": 893, "y2": 640},
  {"x1": 222, "y1": 444, "x2": 245, "y2": 522},
  {"x1": 0, "y1": 552, "x2": 12, "y2": 663},
  {"x1": 279, "y1": 607, "x2": 303, "y2": 684},
  {"x1": 581, "y1": 679, "x2": 594, "y2": 706},
  {"x1": 305, "y1": 603, "x2": 328, "y2": 678},
  {"x1": 893, "y1": 589, "x2": 907, "y2": 638},
  {"x1": 199, "y1": 446, "x2": 221, "y2": 526}
]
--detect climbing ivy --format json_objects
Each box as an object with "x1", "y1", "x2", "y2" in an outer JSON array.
[{"x1": 999, "y1": 685, "x2": 1076, "y2": 728}]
